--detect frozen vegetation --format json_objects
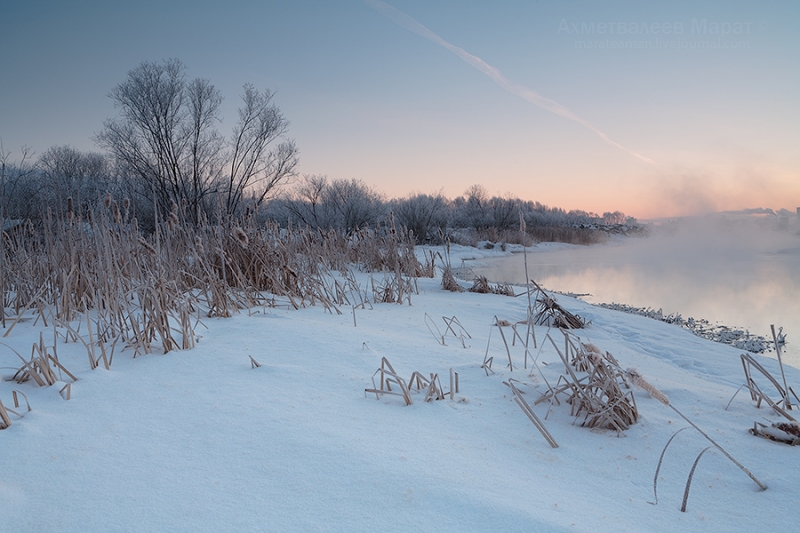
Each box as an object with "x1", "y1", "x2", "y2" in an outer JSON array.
[
  {"x1": 595, "y1": 302, "x2": 782, "y2": 353},
  {"x1": 2, "y1": 219, "x2": 799, "y2": 532}
]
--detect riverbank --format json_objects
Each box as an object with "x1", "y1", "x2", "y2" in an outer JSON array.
[
  {"x1": 3, "y1": 266, "x2": 799, "y2": 531},
  {"x1": 464, "y1": 233, "x2": 800, "y2": 369}
]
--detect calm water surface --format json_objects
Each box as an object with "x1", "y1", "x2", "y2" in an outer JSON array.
[{"x1": 471, "y1": 226, "x2": 800, "y2": 368}]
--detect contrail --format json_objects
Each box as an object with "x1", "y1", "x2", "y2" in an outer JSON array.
[{"x1": 364, "y1": 0, "x2": 656, "y2": 165}]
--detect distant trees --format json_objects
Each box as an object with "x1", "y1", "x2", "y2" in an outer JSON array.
[
  {"x1": 0, "y1": 145, "x2": 39, "y2": 220},
  {"x1": 39, "y1": 145, "x2": 111, "y2": 216},
  {"x1": 264, "y1": 179, "x2": 636, "y2": 245},
  {"x1": 391, "y1": 192, "x2": 449, "y2": 243},
  {"x1": 97, "y1": 59, "x2": 297, "y2": 223},
  {"x1": 453, "y1": 185, "x2": 521, "y2": 232},
  {"x1": 603, "y1": 211, "x2": 626, "y2": 225},
  {"x1": 2, "y1": 57, "x2": 636, "y2": 247},
  {"x1": 274, "y1": 175, "x2": 385, "y2": 233}
]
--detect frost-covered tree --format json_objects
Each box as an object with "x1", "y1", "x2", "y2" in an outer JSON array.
[
  {"x1": 0, "y1": 145, "x2": 39, "y2": 220},
  {"x1": 39, "y1": 145, "x2": 110, "y2": 216},
  {"x1": 391, "y1": 192, "x2": 449, "y2": 243},
  {"x1": 97, "y1": 59, "x2": 297, "y2": 223},
  {"x1": 277, "y1": 175, "x2": 385, "y2": 233}
]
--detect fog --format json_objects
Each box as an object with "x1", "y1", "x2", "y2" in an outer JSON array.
[{"x1": 472, "y1": 214, "x2": 800, "y2": 367}]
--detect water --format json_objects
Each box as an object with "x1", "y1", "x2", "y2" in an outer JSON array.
[{"x1": 470, "y1": 221, "x2": 800, "y2": 369}]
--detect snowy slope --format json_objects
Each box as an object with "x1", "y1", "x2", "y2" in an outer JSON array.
[{"x1": 2, "y1": 272, "x2": 798, "y2": 532}]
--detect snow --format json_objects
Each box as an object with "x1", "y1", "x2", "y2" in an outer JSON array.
[{"x1": 2, "y1": 256, "x2": 799, "y2": 532}]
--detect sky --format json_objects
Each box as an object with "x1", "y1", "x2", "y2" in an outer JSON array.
[{"x1": 1, "y1": 0, "x2": 798, "y2": 219}]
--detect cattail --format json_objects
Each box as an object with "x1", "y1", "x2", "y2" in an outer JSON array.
[
  {"x1": 233, "y1": 227, "x2": 249, "y2": 248},
  {"x1": 67, "y1": 197, "x2": 74, "y2": 223},
  {"x1": 112, "y1": 201, "x2": 121, "y2": 225},
  {"x1": 519, "y1": 211, "x2": 526, "y2": 232},
  {"x1": 626, "y1": 368, "x2": 670, "y2": 405},
  {"x1": 167, "y1": 211, "x2": 179, "y2": 231},
  {"x1": 582, "y1": 342, "x2": 602, "y2": 355},
  {"x1": 389, "y1": 211, "x2": 396, "y2": 236},
  {"x1": 138, "y1": 236, "x2": 156, "y2": 254},
  {"x1": 194, "y1": 235, "x2": 205, "y2": 255},
  {"x1": 105, "y1": 192, "x2": 112, "y2": 209}
]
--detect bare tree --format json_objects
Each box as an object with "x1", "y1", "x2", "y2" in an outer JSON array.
[
  {"x1": 97, "y1": 59, "x2": 297, "y2": 224},
  {"x1": 279, "y1": 174, "x2": 329, "y2": 229},
  {"x1": 39, "y1": 145, "x2": 110, "y2": 216},
  {"x1": 225, "y1": 84, "x2": 297, "y2": 214},
  {"x1": 456, "y1": 184, "x2": 491, "y2": 230},
  {"x1": 392, "y1": 192, "x2": 449, "y2": 243},
  {"x1": 0, "y1": 144, "x2": 39, "y2": 220},
  {"x1": 277, "y1": 175, "x2": 384, "y2": 233}
]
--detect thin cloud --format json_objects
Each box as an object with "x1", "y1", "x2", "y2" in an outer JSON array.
[{"x1": 364, "y1": 0, "x2": 656, "y2": 165}]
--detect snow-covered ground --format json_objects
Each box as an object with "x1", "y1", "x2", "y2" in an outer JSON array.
[{"x1": 2, "y1": 257, "x2": 798, "y2": 532}]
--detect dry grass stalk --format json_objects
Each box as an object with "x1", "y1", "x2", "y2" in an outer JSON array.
[
  {"x1": 667, "y1": 403, "x2": 767, "y2": 491},
  {"x1": 441, "y1": 265, "x2": 465, "y2": 292},
  {"x1": 681, "y1": 446, "x2": 713, "y2": 512},
  {"x1": 8, "y1": 333, "x2": 75, "y2": 387},
  {"x1": 449, "y1": 368, "x2": 459, "y2": 399},
  {"x1": 506, "y1": 379, "x2": 558, "y2": 448},
  {"x1": 249, "y1": 355, "x2": 262, "y2": 369},
  {"x1": 442, "y1": 315, "x2": 470, "y2": 340},
  {"x1": 59, "y1": 382, "x2": 72, "y2": 400},
  {"x1": 771, "y1": 324, "x2": 792, "y2": 410},
  {"x1": 735, "y1": 353, "x2": 798, "y2": 421},
  {"x1": 366, "y1": 357, "x2": 412, "y2": 406},
  {"x1": 624, "y1": 368, "x2": 670, "y2": 405},
  {"x1": 424, "y1": 313, "x2": 445, "y2": 345},
  {"x1": 0, "y1": 399, "x2": 12, "y2": 429},
  {"x1": 408, "y1": 371, "x2": 446, "y2": 402},
  {"x1": 12, "y1": 389, "x2": 31, "y2": 412},
  {"x1": 367, "y1": 359, "x2": 457, "y2": 405},
  {"x1": 650, "y1": 427, "x2": 689, "y2": 505},
  {"x1": 481, "y1": 317, "x2": 516, "y2": 373}
]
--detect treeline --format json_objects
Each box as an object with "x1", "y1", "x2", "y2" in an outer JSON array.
[
  {"x1": 1, "y1": 59, "x2": 638, "y2": 246},
  {"x1": 2, "y1": 148, "x2": 636, "y2": 245},
  {"x1": 265, "y1": 179, "x2": 637, "y2": 245}
]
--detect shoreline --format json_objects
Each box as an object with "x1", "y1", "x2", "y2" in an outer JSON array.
[{"x1": 449, "y1": 241, "x2": 792, "y2": 357}]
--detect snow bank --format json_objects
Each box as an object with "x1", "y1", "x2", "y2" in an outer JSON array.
[{"x1": 1, "y1": 274, "x2": 798, "y2": 532}]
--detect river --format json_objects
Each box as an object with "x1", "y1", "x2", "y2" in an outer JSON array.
[{"x1": 469, "y1": 218, "x2": 800, "y2": 369}]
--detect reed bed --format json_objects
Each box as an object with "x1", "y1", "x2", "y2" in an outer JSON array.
[{"x1": 0, "y1": 199, "x2": 427, "y2": 376}]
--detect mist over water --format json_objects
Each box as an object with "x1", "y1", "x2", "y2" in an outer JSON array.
[{"x1": 472, "y1": 216, "x2": 800, "y2": 368}]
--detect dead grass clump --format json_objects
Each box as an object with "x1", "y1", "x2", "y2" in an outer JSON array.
[
  {"x1": 529, "y1": 280, "x2": 585, "y2": 329},
  {"x1": 442, "y1": 266, "x2": 465, "y2": 292},
  {"x1": 468, "y1": 276, "x2": 515, "y2": 296},
  {"x1": 542, "y1": 331, "x2": 638, "y2": 431},
  {"x1": 751, "y1": 421, "x2": 800, "y2": 445}
]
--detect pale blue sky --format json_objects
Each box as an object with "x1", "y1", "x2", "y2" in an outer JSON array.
[{"x1": 2, "y1": 0, "x2": 798, "y2": 217}]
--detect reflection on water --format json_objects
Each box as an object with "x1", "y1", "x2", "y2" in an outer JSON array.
[{"x1": 472, "y1": 228, "x2": 800, "y2": 368}]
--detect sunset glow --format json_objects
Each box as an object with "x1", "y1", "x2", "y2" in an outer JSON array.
[{"x1": 1, "y1": 1, "x2": 798, "y2": 219}]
